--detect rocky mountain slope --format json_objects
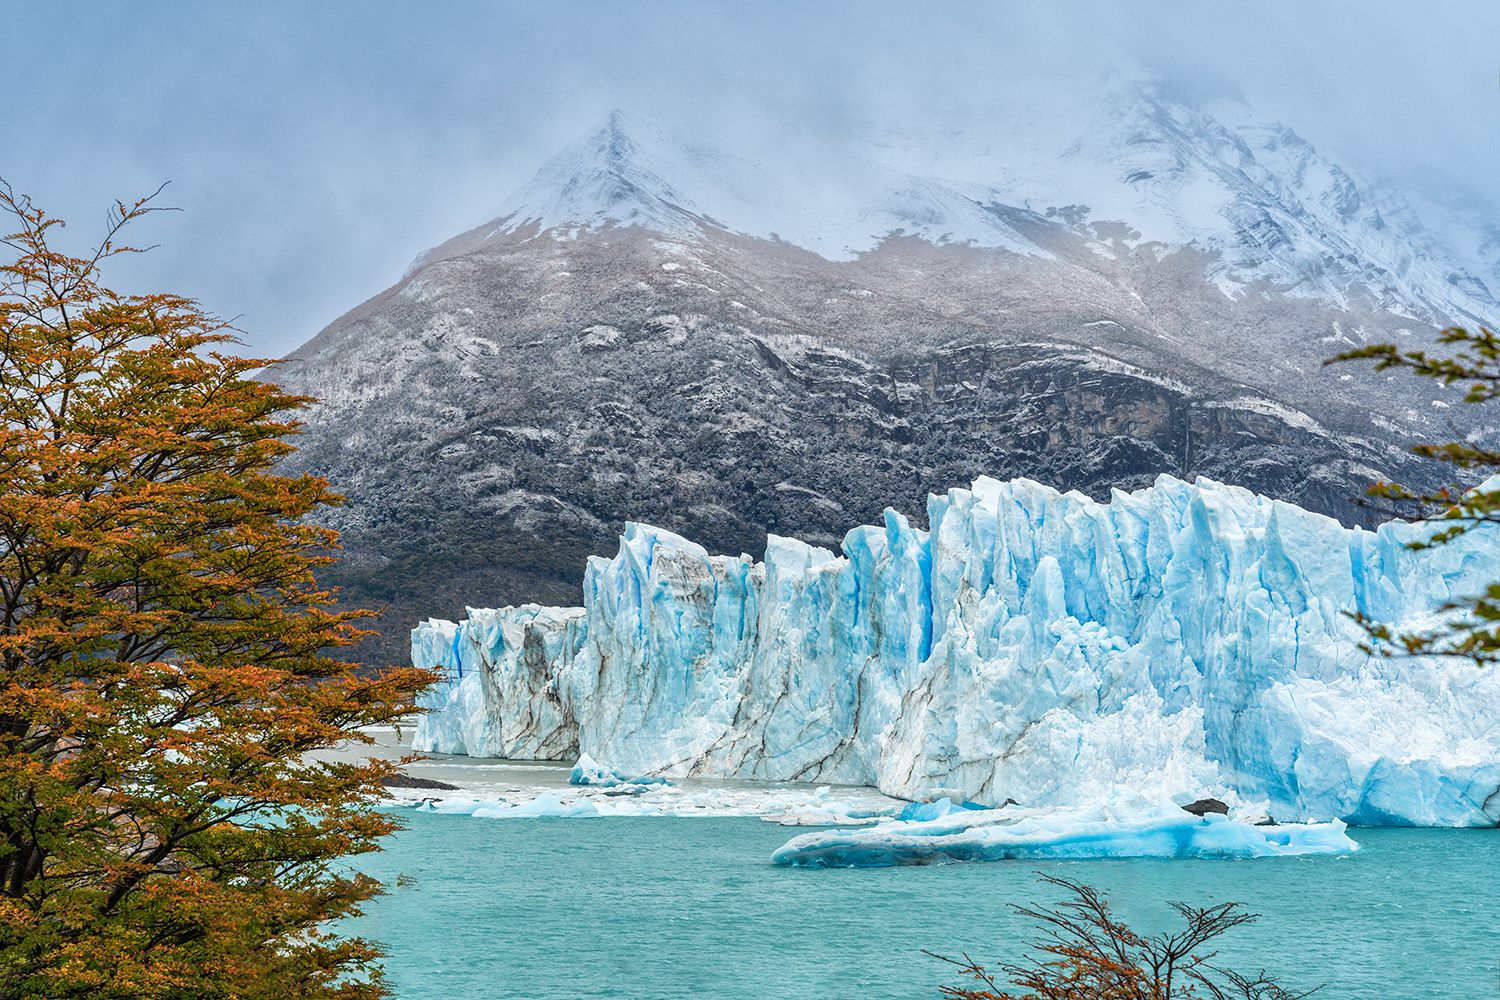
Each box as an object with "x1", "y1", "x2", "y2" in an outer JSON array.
[{"x1": 274, "y1": 83, "x2": 1496, "y2": 665}]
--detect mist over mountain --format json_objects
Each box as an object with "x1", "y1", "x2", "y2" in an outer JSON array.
[
  {"x1": 11, "y1": 4, "x2": 1498, "y2": 359},
  {"x1": 275, "y1": 71, "x2": 1494, "y2": 663}
]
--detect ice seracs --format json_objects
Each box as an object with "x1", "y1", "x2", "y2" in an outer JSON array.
[
  {"x1": 412, "y1": 605, "x2": 584, "y2": 760},
  {"x1": 413, "y1": 474, "x2": 1500, "y2": 827}
]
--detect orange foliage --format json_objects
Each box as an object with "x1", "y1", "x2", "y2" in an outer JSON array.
[
  {"x1": 930, "y1": 875, "x2": 1317, "y2": 1000},
  {"x1": 0, "y1": 184, "x2": 435, "y2": 998}
]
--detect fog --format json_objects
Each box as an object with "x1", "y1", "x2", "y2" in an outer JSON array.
[{"x1": 3, "y1": 1, "x2": 1496, "y2": 355}]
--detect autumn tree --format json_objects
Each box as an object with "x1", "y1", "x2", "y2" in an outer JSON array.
[
  {"x1": 929, "y1": 874, "x2": 1316, "y2": 1000},
  {"x1": 0, "y1": 184, "x2": 434, "y2": 998},
  {"x1": 1334, "y1": 326, "x2": 1500, "y2": 663}
]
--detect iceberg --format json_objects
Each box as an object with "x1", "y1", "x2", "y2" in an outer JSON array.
[
  {"x1": 897, "y1": 797, "x2": 990, "y2": 823},
  {"x1": 569, "y1": 753, "x2": 618, "y2": 786},
  {"x1": 413, "y1": 475, "x2": 1500, "y2": 827},
  {"x1": 769, "y1": 804, "x2": 1359, "y2": 867},
  {"x1": 568, "y1": 752, "x2": 671, "y2": 788}
]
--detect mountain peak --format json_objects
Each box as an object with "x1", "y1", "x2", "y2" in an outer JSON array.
[
  {"x1": 440, "y1": 92, "x2": 1498, "y2": 323},
  {"x1": 472, "y1": 109, "x2": 1042, "y2": 259},
  {"x1": 598, "y1": 107, "x2": 640, "y2": 140},
  {"x1": 484, "y1": 110, "x2": 700, "y2": 236},
  {"x1": 583, "y1": 108, "x2": 650, "y2": 167}
]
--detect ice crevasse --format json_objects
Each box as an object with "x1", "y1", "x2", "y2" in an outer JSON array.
[{"x1": 412, "y1": 474, "x2": 1500, "y2": 827}]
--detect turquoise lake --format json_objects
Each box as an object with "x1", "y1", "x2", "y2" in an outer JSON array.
[{"x1": 354, "y1": 811, "x2": 1499, "y2": 999}]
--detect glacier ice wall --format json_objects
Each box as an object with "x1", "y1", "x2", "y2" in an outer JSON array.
[
  {"x1": 412, "y1": 475, "x2": 1500, "y2": 826},
  {"x1": 412, "y1": 605, "x2": 585, "y2": 760}
]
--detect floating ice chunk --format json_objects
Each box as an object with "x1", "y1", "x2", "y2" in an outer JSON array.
[
  {"x1": 764, "y1": 801, "x2": 899, "y2": 827},
  {"x1": 770, "y1": 805, "x2": 1359, "y2": 868},
  {"x1": 897, "y1": 797, "x2": 989, "y2": 822},
  {"x1": 473, "y1": 793, "x2": 599, "y2": 819},
  {"x1": 602, "y1": 783, "x2": 652, "y2": 797},
  {"x1": 569, "y1": 752, "x2": 671, "y2": 788},
  {"x1": 411, "y1": 791, "x2": 600, "y2": 818},
  {"x1": 569, "y1": 752, "x2": 623, "y2": 786},
  {"x1": 391, "y1": 768, "x2": 903, "y2": 823}
]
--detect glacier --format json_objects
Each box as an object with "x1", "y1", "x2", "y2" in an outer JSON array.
[{"x1": 412, "y1": 474, "x2": 1500, "y2": 827}]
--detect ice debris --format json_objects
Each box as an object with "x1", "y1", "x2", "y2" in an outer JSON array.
[
  {"x1": 568, "y1": 753, "x2": 671, "y2": 789},
  {"x1": 421, "y1": 792, "x2": 600, "y2": 820},
  {"x1": 405, "y1": 780, "x2": 900, "y2": 823}
]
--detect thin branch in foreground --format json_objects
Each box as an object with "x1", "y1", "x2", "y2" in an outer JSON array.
[{"x1": 928, "y1": 874, "x2": 1320, "y2": 999}]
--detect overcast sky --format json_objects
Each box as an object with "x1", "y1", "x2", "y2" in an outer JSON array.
[{"x1": 3, "y1": 2, "x2": 1497, "y2": 356}]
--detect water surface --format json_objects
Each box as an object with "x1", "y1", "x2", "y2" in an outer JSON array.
[{"x1": 354, "y1": 811, "x2": 1499, "y2": 999}]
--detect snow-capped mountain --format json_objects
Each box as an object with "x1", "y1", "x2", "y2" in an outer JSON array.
[
  {"x1": 274, "y1": 76, "x2": 1496, "y2": 664},
  {"x1": 448, "y1": 81, "x2": 1499, "y2": 326},
  {"x1": 430, "y1": 108, "x2": 1045, "y2": 261}
]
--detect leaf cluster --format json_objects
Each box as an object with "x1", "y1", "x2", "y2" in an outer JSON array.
[
  {"x1": 0, "y1": 185, "x2": 435, "y2": 998},
  {"x1": 1331, "y1": 327, "x2": 1500, "y2": 664}
]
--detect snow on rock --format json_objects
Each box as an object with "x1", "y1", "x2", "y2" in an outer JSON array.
[
  {"x1": 412, "y1": 474, "x2": 1500, "y2": 827},
  {"x1": 477, "y1": 109, "x2": 1042, "y2": 262},
  {"x1": 769, "y1": 803, "x2": 1359, "y2": 868}
]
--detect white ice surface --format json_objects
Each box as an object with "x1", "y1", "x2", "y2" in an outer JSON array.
[
  {"x1": 372, "y1": 737, "x2": 903, "y2": 826},
  {"x1": 770, "y1": 802, "x2": 1359, "y2": 868},
  {"x1": 414, "y1": 474, "x2": 1500, "y2": 827},
  {"x1": 363, "y1": 731, "x2": 1359, "y2": 870}
]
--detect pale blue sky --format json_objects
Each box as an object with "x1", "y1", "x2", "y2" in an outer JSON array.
[{"x1": 3, "y1": 2, "x2": 1497, "y2": 355}]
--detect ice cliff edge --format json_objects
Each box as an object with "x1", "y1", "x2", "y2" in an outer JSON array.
[{"x1": 411, "y1": 474, "x2": 1500, "y2": 826}]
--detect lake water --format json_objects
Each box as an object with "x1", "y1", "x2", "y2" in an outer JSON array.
[{"x1": 353, "y1": 808, "x2": 1500, "y2": 999}]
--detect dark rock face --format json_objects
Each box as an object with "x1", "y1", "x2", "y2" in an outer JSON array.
[
  {"x1": 1181, "y1": 798, "x2": 1231, "y2": 817},
  {"x1": 380, "y1": 774, "x2": 459, "y2": 791},
  {"x1": 275, "y1": 225, "x2": 1446, "y2": 666}
]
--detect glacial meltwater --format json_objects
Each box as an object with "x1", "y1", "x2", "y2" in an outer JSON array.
[{"x1": 353, "y1": 807, "x2": 1499, "y2": 999}]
